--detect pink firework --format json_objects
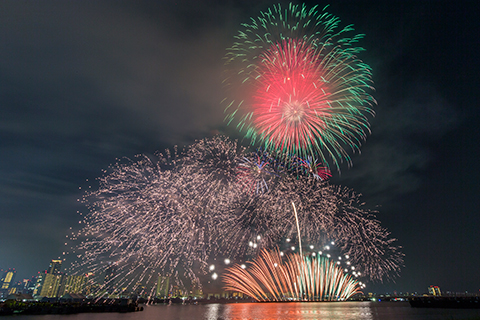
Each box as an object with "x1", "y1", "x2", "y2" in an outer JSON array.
[
  {"x1": 252, "y1": 39, "x2": 331, "y2": 157},
  {"x1": 225, "y1": 4, "x2": 376, "y2": 170}
]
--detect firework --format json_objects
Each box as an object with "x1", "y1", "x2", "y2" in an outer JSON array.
[
  {"x1": 236, "y1": 150, "x2": 280, "y2": 194},
  {"x1": 218, "y1": 173, "x2": 403, "y2": 282},
  {"x1": 223, "y1": 248, "x2": 363, "y2": 301},
  {"x1": 182, "y1": 135, "x2": 244, "y2": 185},
  {"x1": 66, "y1": 136, "x2": 402, "y2": 297},
  {"x1": 291, "y1": 156, "x2": 332, "y2": 180},
  {"x1": 67, "y1": 137, "x2": 245, "y2": 296},
  {"x1": 224, "y1": 4, "x2": 375, "y2": 170}
]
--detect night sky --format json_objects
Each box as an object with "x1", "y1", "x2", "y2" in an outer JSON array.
[{"x1": 1, "y1": 0, "x2": 479, "y2": 295}]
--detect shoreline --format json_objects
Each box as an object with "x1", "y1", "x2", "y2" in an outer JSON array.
[{"x1": 0, "y1": 300, "x2": 143, "y2": 316}]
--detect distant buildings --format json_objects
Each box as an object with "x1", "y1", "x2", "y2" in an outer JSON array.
[
  {"x1": 428, "y1": 285, "x2": 442, "y2": 296},
  {"x1": 39, "y1": 273, "x2": 64, "y2": 297},
  {"x1": 63, "y1": 275, "x2": 87, "y2": 295},
  {"x1": 156, "y1": 276, "x2": 170, "y2": 298},
  {"x1": 47, "y1": 259, "x2": 62, "y2": 275},
  {"x1": 33, "y1": 272, "x2": 45, "y2": 296},
  {"x1": 0, "y1": 268, "x2": 17, "y2": 296},
  {"x1": 35, "y1": 259, "x2": 87, "y2": 298}
]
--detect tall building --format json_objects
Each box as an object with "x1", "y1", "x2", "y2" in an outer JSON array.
[
  {"x1": 428, "y1": 285, "x2": 442, "y2": 296},
  {"x1": 83, "y1": 272, "x2": 97, "y2": 296},
  {"x1": 33, "y1": 272, "x2": 45, "y2": 296},
  {"x1": 48, "y1": 260, "x2": 62, "y2": 275},
  {"x1": 1, "y1": 268, "x2": 16, "y2": 290},
  {"x1": 61, "y1": 275, "x2": 87, "y2": 295},
  {"x1": 156, "y1": 276, "x2": 170, "y2": 298},
  {"x1": 37, "y1": 259, "x2": 64, "y2": 297},
  {"x1": 39, "y1": 273, "x2": 64, "y2": 298},
  {"x1": 26, "y1": 276, "x2": 37, "y2": 294}
]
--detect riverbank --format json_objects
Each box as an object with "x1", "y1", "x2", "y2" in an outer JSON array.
[{"x1": 0, "y1": 299, "x2": 143, "y2": 315}]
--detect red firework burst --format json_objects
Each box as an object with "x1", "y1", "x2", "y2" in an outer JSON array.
[{"x1": 252, "y1": 39, "x2": 331, "y2": 156}]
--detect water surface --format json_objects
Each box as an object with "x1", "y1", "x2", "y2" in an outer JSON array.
[{"x1": 5, "y1": 301, "x2": 480, "y2": 320}]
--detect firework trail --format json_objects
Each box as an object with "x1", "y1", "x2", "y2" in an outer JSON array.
[
  {"x1": 223, "y1": 248, "x2": 363, "y2": 301},
  {"x1": 224, "y1": 3, "x2": 375, "y2": 170}
]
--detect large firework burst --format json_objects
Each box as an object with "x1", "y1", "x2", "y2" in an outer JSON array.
[
  {"x1": 224, "y1": 4, "x2": 375, "y2": 170},
  {"x1": 67, "y1": 136, "x2": 402, "y2": 296},
  {"x1": 67, "y1": 137, "x2": 244, "y2": 295}
]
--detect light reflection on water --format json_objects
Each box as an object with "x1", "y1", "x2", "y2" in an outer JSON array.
[
  {"x1": 5, "y1": 302, "x2": 480, "y2": 320},
  {"x1": 214, "y1": 302, "x2": 374, "y2": 320}
]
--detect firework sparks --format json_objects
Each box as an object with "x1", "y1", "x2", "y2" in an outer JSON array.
[
  {"x1": 291, "y1": 156, "x2": 332, "y2": 180},
  {"x1": 224, "y1": 4, "x2": 375, "y2": 170},
  {"x1": 236, "y1": 150, "x2": 280, "y2": 194},
  {"x1": 219, "y1": 172, "x2": 404, "y2": 282},
  {"x1": 66, "y1": 136, "x2": 402, "y2": 296},
  {"x1": 67, "y1": 137, "x2": 244, "y2": 296},
  {"x1": 223, "y1": 248, "x2": 363, "y2": 301}
]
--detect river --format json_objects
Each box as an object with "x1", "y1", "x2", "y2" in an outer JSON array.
[{"x1": 4, "y1": 301, "x2": 480, "y2": 320}]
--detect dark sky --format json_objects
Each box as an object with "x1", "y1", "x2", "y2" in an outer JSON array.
[{"x1": 1, "y1": 0, "x2": 478, "y2": 295}]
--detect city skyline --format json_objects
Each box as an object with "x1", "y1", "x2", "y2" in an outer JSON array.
[
  {"x1": 1, "y1": 0, "x2": 479, "y2": 295},
  {"x1": 0, "y1": 259, "x2": 465, "y2": 298}
]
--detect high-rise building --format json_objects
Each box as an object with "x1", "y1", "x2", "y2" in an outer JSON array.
[
  {"x1": 83, "y1": 272, "x2": 97, "y2": 296},
  {"x1": 36, "y1": 259, "x2": 64, "y2": 297},
  {"x1": 22, "y1": 279, "x2": 30, "y2": 291},
  {"x1": 48, "y1": 260, "x2": 62, "y2": 275},
  {"x1": 1, "y1": 268, "x2": 16, "y2": 290},
  {"x1": 156, "y1": 276, "x2": 170, "y2": 298},
  {"x1": 428, "y1": 285, "x2": 441, "y2": 296},
  {"x1": 61, "y1": 275, "x2": 87, "y2": 295},
  {"x1": 26, "y1": 276, "x2": 37, "y2": 294},
  {"x1": 33, "y1": 272, "x2": 45, "y2": 296},
  {"x1": 39, "y1": 273, "x2": 64, "y2": 298}
]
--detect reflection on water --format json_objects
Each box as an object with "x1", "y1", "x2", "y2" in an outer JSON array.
[
  {"x1": 152, "y1": 301, "x2": 480, "y2": 320},
  {"x1": 5, "y1": 302, "x2": 480, "y2": 320},
  {"x1": 217, "y1": 302, "x2": 374, "y2": 320}
]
